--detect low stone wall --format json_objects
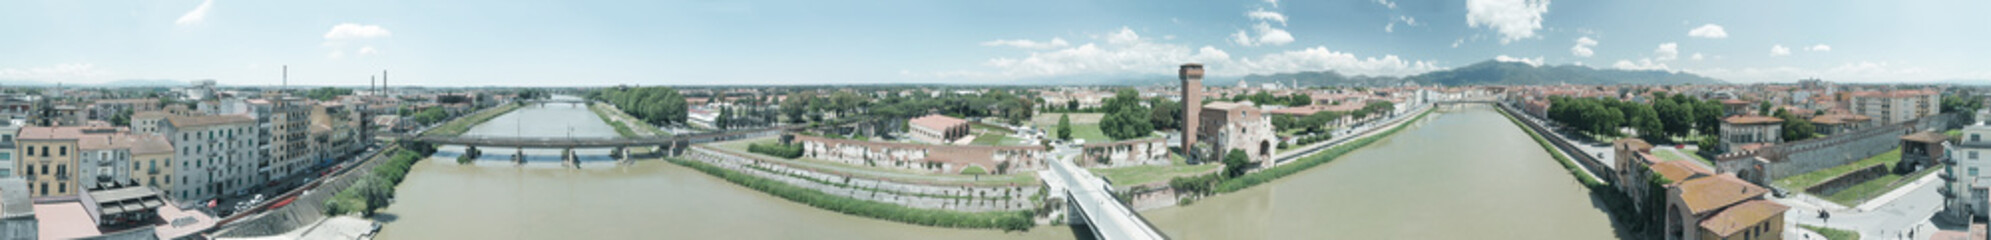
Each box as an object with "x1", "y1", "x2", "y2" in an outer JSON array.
[
  {"x1": 794, "y1": 134, "x2": 1048, "y2": 174},
  {"x1": 1496, "y1": 103, "x2": 1614, "y2": 185},
  {"x1": 1803, "y1": 165, "x2": 1889, "y2": 196},
  {"x1": 1080, "y1": 138, "x2": 1169, "y2": 167},
  {"x1": 687, "y1": 147, "x2": 1040, "y2": 212},
  {"x1": 1718, "y1": 113, "x2": 1957, "y2": 183}
]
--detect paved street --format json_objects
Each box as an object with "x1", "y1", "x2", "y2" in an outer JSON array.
[{"x1": 1777, "y1": 173, "x2": 1945, "y2": 240}]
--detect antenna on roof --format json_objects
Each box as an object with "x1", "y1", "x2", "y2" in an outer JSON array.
[{"x1": 283, "y1": 65, "x2": 288, "y2": 92}]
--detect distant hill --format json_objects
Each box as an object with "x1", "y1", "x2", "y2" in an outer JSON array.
[
  {"x1": 0, "y1": 79, "x2": 186, "y2": 87},
  {"x1": 1237, "y1": 60, "x2": 1727, "y2": 87}
]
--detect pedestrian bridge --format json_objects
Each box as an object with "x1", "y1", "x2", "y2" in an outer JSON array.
[{"x1": 1047, "y1": 156, "x2": 1169, "y2": 240}]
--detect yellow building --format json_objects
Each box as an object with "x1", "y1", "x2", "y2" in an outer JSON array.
[
  {"x1": 127, "y1": 135, "x2": 175, "y2": 191},
  {"x1": 16, "y1": 127, "x2": 85, "y2": 197}
]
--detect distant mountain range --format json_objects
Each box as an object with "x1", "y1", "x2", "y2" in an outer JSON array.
[{"x1": 1238, "y1": 60, "x2": 1727, "y2": 87}]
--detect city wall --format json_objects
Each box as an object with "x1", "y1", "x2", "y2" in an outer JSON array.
[
  {"x1": 793, "y1": 134, "x2": 1048, "y2": 174},
  {"x1": 1718, "y1": 113, "x2": 1958, "y2": 184},
  {"x1": 1079, "y1": 138, "x2": 1170, "y2": 167}
]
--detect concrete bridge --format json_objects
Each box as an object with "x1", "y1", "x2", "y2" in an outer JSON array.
[
  {"x1": 1047, "y1": 156, "x2": 1169, "y2": 240},
  {"x1": 399, "y1": 125, "x2": 793, "y2": 155}
]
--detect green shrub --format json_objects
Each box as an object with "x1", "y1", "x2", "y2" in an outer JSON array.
[
  {"x1": 748, "y1": 143, "x2": 804, "y2": 159},
  {"x1": 960, "y1": 165, "x2": 987, "y2": 175}
]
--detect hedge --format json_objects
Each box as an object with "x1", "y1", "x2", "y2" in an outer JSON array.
[{"x1": 748, "y1": 143, "x2": 804, "y2": 159}]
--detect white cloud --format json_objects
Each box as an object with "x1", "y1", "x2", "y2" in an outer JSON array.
[
  {"x1": 969, "y1": 27, "x2": 1232, "y2": 78},
  {"x1": 1654, "y1": 42, "x2": 1679, "y2": 61},
  {"x1": 1384, "y1": 23, "x2": 1395, "y2": 33},
  {"x1": 1770, "y1": 44, "x2": 1791, "y2": 56},
  {"x1": 1247, "y1": 8, "x2": 1287, "y2": 26},
  {"x1": 327, "y1": 50, "x2": 346, "y2": 59},
  {"x1": 1387, "y1": 16, "x2": 1419, "y2": 33},
  {"x1": 1266, "y1": 0, "x2": 1281, "y2": 8},
  {"x1": 1495, "y1": 55, "x2": 1545, "y2": 66},
  {"x1": 1233, "y1": 23, "x2": 1295, "y2": 46},
  {"x1": 1452, "y1": 38, "x2": 1465, "y2": 48},
  {"x1": 1687, "y1": 24, "x2": 1727, "y2": 39},
  {"x1": 175, "y1": 0, "x2": 214, "y2": 26},
  {"x1": 1232, "y1": 46, "x2": 1444, "y2": 76},
  {"x1": 1687, "y1": 61, "x2": 1991, "y2": 83},
  {"x1": 1612, "y1": 59, "x2": 1670, "y2": 71},
  {"x1": 1569, "y1": 37, "x2": 1597, "y2": 57},
  {"x1": 1375, "y1": 0, "x2": 1398, "y2": 9},
  {"x1": 1691, "y1": 53, "x2": 1704, "y2": 61},
  {"x1": 981, "y1": 38, "x2": 1070, "y2": 49},
  {"x1": 323, "y1": 23, "x2": 392, "y2": 40},
  {"x1": 0, "y1": 63, "x2": 111, "y2": 82},
  {"x1": 917, "y1": 27, "x2": 1444, "y2": 80},
  {"x1": 358, "y1": 46, "x2": 379, "y2": 56},
  {"x1": 1466, "y1": 0, "x2": 1551, "y2": 43},
  {"x1": 1806, "y1": 44, "x2": 1832, "y2": 52},
  {"x1": 1234, "y1": 8, "x2": 1295, "y2": 46}
]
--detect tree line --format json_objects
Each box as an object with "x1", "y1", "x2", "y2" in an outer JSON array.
[
  {"x1": 1543, "y1": 93, "x2": 1732, "y2": 144},
  {"x1": 589, "y1": 86, "x2": 690, "y2": 126}
]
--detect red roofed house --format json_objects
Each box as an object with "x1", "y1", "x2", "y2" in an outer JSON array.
[
  {"x1": 908, "y1": 114, "x2": 969, "y2": 144},
  {"x1": 1719, "y1": 115, "x2": 1784, "y2": 153},
  {"x1": 1664, "y1": 173, "x2": 1789, "y2": 240}
]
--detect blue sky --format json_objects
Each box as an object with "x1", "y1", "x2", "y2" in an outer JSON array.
[{"x1": 0, "y1": 0, "x2": 1986, "y2": 86}]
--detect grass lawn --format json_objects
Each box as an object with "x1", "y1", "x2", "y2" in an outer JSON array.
[
  {"x1": 1823, "y1": 166, "x2": 1941, "y2": 206},
  {"x1": 970, "y1": 122, "x2": 1014, "y2": 135},
  {"x1": 1800, "y1": 224, "x2": 1860, "y2": 240},
  {"x1": 589, "y1": 103, "x2": 669, "y2": 137},
  {"x1": 1774, "y1": 149, "x2": 1901, "y2": 189},
  {"x1": 1089, "y1": 154, "x2": 1218, "y2": 188},
  {"x1": 968, "y1": 133, "x2": 1024, "y2": 146},
  {"x1": 1948, "y1": 129, "x2": 1963, "y2": 138},
  {"x1": 1653, "y1": 149, "x2": 1715, "y2": 167},
  {"x1": 705, "y1": 137, "x2": 1041, "y2": 186},
  {"x1": 1069, "y1": 123, "x2": 1112, "y2": 143},
  {"x1": 422, "y1": 103, "x2": 522, "y2": 137},
  {"x1": 1031, "y1": 113, "x2": 1102, "y2": 126}
]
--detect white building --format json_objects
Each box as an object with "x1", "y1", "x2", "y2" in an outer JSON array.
[
  {"x1": 1944, "y1": 124, "x2": 1991, "y2": 221},
  {"x1": 132, "y1": 111, "x2": 260, "y2": 206},
  {"x1": 1850, "y1": 90, "x2": 1940, "y2": 124}
]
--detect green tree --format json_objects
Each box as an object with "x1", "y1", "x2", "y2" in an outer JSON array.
[
  {"x1": 1223, "y1": 149, "x2": 1251, "y2": 178},
  {"x1": 1694, "y1": 99, "x2": 1726, "y2": 136},
  {"x1": 1776, "y1": 109, "x2": 1817, "y2": 141},
  {"x1": 1147, "y1": 98, "x2": 1182, "y2": 130},
  {"x1": 1098, "y1": 89, "x2": 1153, "y2": 140},
  {"x1": 1057, "y1": 114, "x2": 1072, "y2": 141},
  {"x1": 1758, "y1": 101, "x2": 1773, "y2": 116}
]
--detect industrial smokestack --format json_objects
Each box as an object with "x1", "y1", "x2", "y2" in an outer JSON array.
[{"x1": 282, "y1": 65, "x2": 288, "y2": 91}]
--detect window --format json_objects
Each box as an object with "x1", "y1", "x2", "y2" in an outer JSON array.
[
  {"x1": 58, "y1": 146, "x2": 65, "y2": 156},
  {"x1": 39, "y1": 183, "x2": 46, "y2": 195},
  {"x1": 1974, "y1": 151, "x2": 1980, "y2": 160},
  {"x1": 57, "y1": 182, "x2": 64, "y2": 193},
  {"x1": 1973, "y1": 167, "x2": 1981, "y2": 176},
  {"x1": 24, "y1": 146, "x2": 31, "y2": 156},
  {"x1": 39, "y1": 146, "x2": 46, "y2": 157},
  {"x1": 1976, "y1": 134, "x2": 1983, "y2": 142}
]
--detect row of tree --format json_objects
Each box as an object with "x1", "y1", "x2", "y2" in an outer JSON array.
[
  {"x1": 1544, "y1": 93, "x2": 1752, "y2": 144},
  {"x1": 590, "y1": 87, "x2": 690, "y2": 126}
]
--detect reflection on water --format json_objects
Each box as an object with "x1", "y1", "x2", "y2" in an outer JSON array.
[{"x1": 375, "y1": 103, "x2": 1617, "y2": 239}]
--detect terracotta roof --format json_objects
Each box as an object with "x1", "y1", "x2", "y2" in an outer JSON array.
[
  {"x1": 78, "y1": 134, "x2": 125, "y2": 150},
  {"x1": 162, "y1": 114, "x2": 255, "y2": 128},
  {"x1": 1615, "y1": 138, "x2": 1653, "y2": 153},
  {"x1": 1723, "y1": 115, "x2": 1784, "y2": 125},
  {"x1": 18, "y1": 126, "x2": 87, "y2": 140},
  {"x1": 908, "y1": 114, "x2": 967, "y2": 131},
  {"x1": 1903, "y1": 131, "x2": 1950, "y2": 143},
  {"x1": 126, "y1": 134, "x2": 173, "y2": 155},
  {"x1": 1810, "y1": 113, "x2": 1871, "y2": 125},
  {"x1": 1675, "y1": 174, "x2": 1768, "y2": 215},
  {"x1": 1697, "y1": 200, "x2": 1789, "y2": 237},
  {"x1": 1651, "y1": 160, "x2": 1712, "y2": 183},
  {"x1": 1202, "y1": 101, "x2": 1250, "y2": 111}
]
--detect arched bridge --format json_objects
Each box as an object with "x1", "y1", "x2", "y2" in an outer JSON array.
[{"x1": 397, "y1": 125, "x2": 795, "y2": 150}]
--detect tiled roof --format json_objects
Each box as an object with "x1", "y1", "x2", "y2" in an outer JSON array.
[
  {"x1": 18, "y1": 126, "x2": 87, "y2": 140},
  {"x1": 1723, "y1": 115, "x2": 1784, "y2": 125},
  {"x1": 908, "y1": 114, "x2": 967, "y2": 131},
  {"x1": 1903, "y1": 131, "x2": 1950, "y2": 143},
  {"x1": 1675, "y1": 174, "x2": 1768, "y2": 215},
  {"x1": 1697, "y1": 200, "x2": 1789, "y2": 237},
  {"x1": 1650, "y1": 160, "x2": 1712, "y2": 183}
]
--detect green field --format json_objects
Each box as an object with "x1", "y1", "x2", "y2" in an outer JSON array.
[
  {"x1": 421, "y1": 103, "x2": 522, "y2": 137},
  {"x1": 1799, "y1": 224, "x2": 1859, "y2": 240},
  {"x1": 705, "y1": 138, "x2": 1040, "y2": 186},
  {"x1": 1774, "y1": 149, "x2": 1900, "y2": 189},
  {"x1": 1089, "y1": 154, "x2": 1217, "y2": 188},
  {"x1": 1069, "y1": 123, "x2": 1112, "y2": 143},
  {"x1": 1652, "y1": 148, "x2": 1714, "y2": 167}
]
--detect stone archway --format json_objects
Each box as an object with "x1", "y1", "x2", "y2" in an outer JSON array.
[{"x1": 1259, "y1": 140, "x2": 1271, "y2": 158}]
